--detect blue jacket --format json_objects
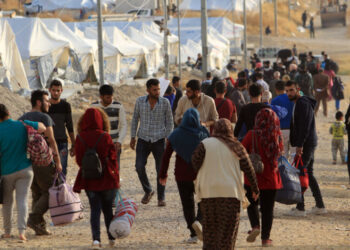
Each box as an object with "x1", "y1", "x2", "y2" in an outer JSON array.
[{"x1": 271, "y1": 94, "x2": 294, "y2": 129}]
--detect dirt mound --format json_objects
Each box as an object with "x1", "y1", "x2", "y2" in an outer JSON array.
[{"x1": 0, "y1": 86, "x2": 31, "y2": 119}]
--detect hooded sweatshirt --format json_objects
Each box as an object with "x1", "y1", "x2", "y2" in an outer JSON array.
[
  {"x1": 290, "y1": 96, "x2": 318, "y2": 148},
  {"x1": 73, "y1": 108, "x2": 119, "y2": 192}
]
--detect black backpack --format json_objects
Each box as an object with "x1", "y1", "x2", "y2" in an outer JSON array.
[{"x1": 77, "y1": 132, "x2": 105, "y2": 180}]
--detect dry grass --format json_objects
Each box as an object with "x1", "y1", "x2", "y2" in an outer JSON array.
[{"x1": 333, "y1": 54, "x2": 350, "y2": 76}]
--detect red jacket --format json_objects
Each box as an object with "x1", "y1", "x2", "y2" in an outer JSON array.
[
  {"x1": 73, "y1": 108, "x2": 120, "y2": 193},
  {"x1": 242, "y1": 130, "x2": 282, "y2": 190}
]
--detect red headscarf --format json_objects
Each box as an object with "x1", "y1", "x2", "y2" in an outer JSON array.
[{"x1": 254, "y1": 108, "x2": 283, "y2": 166}]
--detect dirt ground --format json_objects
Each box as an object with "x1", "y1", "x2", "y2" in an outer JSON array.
[{"x1": 1, "y1": 15, "x2": 350, "y2": 250}]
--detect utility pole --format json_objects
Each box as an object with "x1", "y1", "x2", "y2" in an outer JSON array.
[
  {"x1": 176, "y1": 0, "x2": 181, "y2": 79},
  {"x1": 97, "y1": 0, "x2": 104, "y2": 85},
  {"x1": 274, "y1": 0, "x2": 278, "y2": 35},
  {"x1": 163, "y1": 0, "x2": 169, "y2": 79},
  {"x1": 231, "y1": 0, "x2": 237, "y2": 59},
  {"x1": 243, "y1": 0, "x2": 247, "y2": 69},
  {"x1": 201, "y1": 0, "x2": 209, "y2": 77},
  {"x1": 259, "y1": 0, "x2": 263, "y2": 48}
]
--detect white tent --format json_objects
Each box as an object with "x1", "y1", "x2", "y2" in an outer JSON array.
[
  {"x1": 179, "y1": 0, "x2": 260, "y2": 12},
  {"x1": 7, "y1": 18, "x2": 70, "y2": 89},
  {"x1": 41, "y1": 18, "x2": 95, "y2": 83},
  {"x1": 0, "y1": 19, "x2": 29, "y2": 91}
]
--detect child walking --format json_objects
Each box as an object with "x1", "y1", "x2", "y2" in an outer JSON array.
[{"x1": 330, "y1": 111, "x2": 347, "y2": 164}]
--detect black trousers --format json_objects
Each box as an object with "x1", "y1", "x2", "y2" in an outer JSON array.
[
  {"x1": 347, "y1": 134, "x2": 350, "y2": 182},
  {"x1": 176, "y1": 181, "x2": 201, "y2": 237},
  {"x1": 245, "y1": 185, "x2": 276, "y2": 240}
]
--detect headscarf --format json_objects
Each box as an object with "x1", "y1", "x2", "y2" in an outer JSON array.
[
  {"x1": 212, "y1": 118, "x2": 246, "y2": 159},
  {"x1": 254, "y1": 108, "x2": 283, "y2": 166},
  {"x1": 168, "y1": 108, "x2": 209, "y2": 163}
]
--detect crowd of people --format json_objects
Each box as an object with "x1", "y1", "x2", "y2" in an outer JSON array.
[{"x1": 0, "y1": 46, "x2": 349, "y2": 249}]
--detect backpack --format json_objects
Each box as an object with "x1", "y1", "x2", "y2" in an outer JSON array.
[
  {"x1": 21, "y1": 121, "x2": 53, "y2": 167},
  {"x1": 295, "y1": 73, "x2": 312, "y2": 96},
  {"x1": 77, "y1": 132, "x2": 105, "y2": 180},
  {"x1": 331, "y1": 76, "x2": 345, "y2": 100}
]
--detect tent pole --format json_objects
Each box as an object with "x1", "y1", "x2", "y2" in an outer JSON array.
[
  {"x1": 201, "y1": 0, "x2": 209, "y2": 77},
  {"x1": 97, "y1": 0, "x2": 104, "y2": 85},
  {"x1": 243, "y1": 0, "x2": 247, "y2": 69},
  {"x1": 259, "y1": 0, "x2": 263, "y2": 48},
  {"x1": 163, "y1": 0, "x2": 169, "y2": 79},
  {"x1": 177, "y1": 0, "x2": 181, "y2": 79}
]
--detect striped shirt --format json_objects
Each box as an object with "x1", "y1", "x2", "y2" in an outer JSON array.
[
  {"x1": 131, "y1": 95, "x2": 174, "y2": 142},
  {"x1": 91, "y1": 101, "x2": 127, "y2": 144}
]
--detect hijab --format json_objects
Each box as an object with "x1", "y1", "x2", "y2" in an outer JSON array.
[{"x1": 168, "y1": 108, "x2": 209, "y2": 163}]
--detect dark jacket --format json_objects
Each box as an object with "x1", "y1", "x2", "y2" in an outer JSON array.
[
  {"x1": 290, "y1": 96, "x2": 317, "y2": 148},
  {"x1": 73, "y1": 108, "x2": 120, "y2": 193}
]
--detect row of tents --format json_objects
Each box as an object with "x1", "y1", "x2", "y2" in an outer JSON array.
[{"x1": 0, "y1": 16, "x2": 243, "y2": 91}]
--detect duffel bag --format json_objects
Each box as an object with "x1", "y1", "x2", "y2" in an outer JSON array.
[{"x1": 275, "y1": 156, "x2": 302, "y2": 205}]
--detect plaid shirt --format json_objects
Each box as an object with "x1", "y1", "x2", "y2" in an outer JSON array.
[{"x1": 131, "y1": 95, "x2": 174, "y2": 142}]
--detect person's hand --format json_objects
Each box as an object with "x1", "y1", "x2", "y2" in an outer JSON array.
[
  {"x1": 115, "y1": 142, "x2": 121, "y2": 152},
  {"x1": 201, "y1": 121, "x2": 206, "y2": 127},
  {"x1": 159, "y1": 177, "x2": 167, "y2": 186},
  {"x1": 130, "y1": 138, "x2": 136, "y2": 150},
  {"x1": 252, "y1": 192, "x2": 259, "y2": 201},
  {"x1": 69, "y1": 146, "x2": 75, "y2": 157},
  {"x1": 296, "y1": 147, "x2": 303, "y2": 157},
  {"x1": 55, "y1": 163, "x2": 63, "y2": 173}
]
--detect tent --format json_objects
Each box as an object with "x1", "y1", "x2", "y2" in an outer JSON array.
[
  {"x1": 0, "y1": 19, "x2": 29, "y2": 91},
  {"x1": 41, "y1": 18, "x2": 95, "y2": 83},
  {"x1": 7, "y1": 17, "x2": 70, "y2": 89},
  {"x1": 179, "y1": 0, "x2": 260, "y2": 12}
]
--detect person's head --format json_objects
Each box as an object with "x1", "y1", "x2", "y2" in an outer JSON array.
[
  {"x1": 336, "y1": 111, "x2": 344, "y2": 121},
  {"x1": 249, "y1": 83, "x2": 263, "y2": 99},
  {"x1": 293, "y1": 44, "x2": 296, "y2": 48},
  {"x1": 31, "y1": 90, "x2": 50, "y2": 112},
  {"x1": 238, "y1": 70, "x2": 247, "y2": 79},
  {"x1": 282, "y1": 74, "x2": 291, "y2": 83},
  {"x1": 172, "y1": 76, "x2": 180, "y2": 87},
  {"x1": 77, "y1": 107, "x2": 110, "y2": 134},
  {"x1": 49, "y1": 79, "x2": 63, "y2": 101},
  {"x1": 275, "y1": 80, "x2": 285, "y2": 95},
  {"x1": 206, "y1": 72, "x2": 212, "y2": 80},
  {"x1": 197, "y1": 53, "x2": 202, "y2": 58},
  {"x1": 263, "y1": 60, "x2": 270, "y2": 68},
  {"x1": 99, "y1": 84, "x2": 114, "y2": 106},
  {"x1": 0, "y1": 104, "x2": 10, "y2": 121},
  {"x1": 186, "y1": 79, "x2": 201, "y2": 99},
  {"x1": 213, "y1": 118, "x2": 234, "y2": 138},
  {"x1": 180, "y1": 108, "x2": 201, "y2": 129},
  {"x1": 289, "y1": 63, "x2": 298, "y2": 72},
  {"x1": 187, "y1": 56, "x2": 191, "y2": 61},
  {"x1": 324, "y1": 59, "x2": 331, "y2": 70},
  {"x1": 298, "y1": 64, "x2": 307, "y2": 73},
  {"x1": 215, "y1": 81, "x2": 227, "y2": 96},
  {"x1": 237, "y1": 78, "x2": 248, "y2": 90},
  {"x1": 164, "y1": 85, "x2": 174, "y2": 96},
  {"x1": 273, "y1": 71, "x2": 281, "y2": 79},
  {"x1": 323, "y1": 54, "x2": 328, "y2": 60},
  {"x1": 285, "y1": 80, "x2": 300, "y2": 101},
  {"x1": 255, "y1": 72, "x2": 263, "y2": 80},
  {"x1": 262, "y1": 90, "x2": 272, "y2": 103},
  {"x1": 146, "y1": 78, "x2": 160, "y2": 99}
]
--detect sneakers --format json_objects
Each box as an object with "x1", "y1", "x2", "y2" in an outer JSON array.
[
  {"x1": 246, "y1": 227, "x2": 260, "y2": 243},
  {"x1": 185, "y1": 236, "x2": 198, "y2": 244},
  {"x1": 285, "y1": 208, "x2": 306, "y2": 217},
  {"x1": 91, "y1": 240, "x2": 102, "y2": 249},
  {"x1": 141, "y1": 191, "x2": 154, "y2": 204},
  {"x1": 262, "y1": 239, "x2": 273, "y2": 247},
  {"x1": 158, "y1": 200, "x2": 166, "y2": 207},
  {"x1": 309, "y1": 207, "x2": 327, "y2": 215},
  {"x1": 191, "y1": 221, "x2": 203, "y2": 241}
]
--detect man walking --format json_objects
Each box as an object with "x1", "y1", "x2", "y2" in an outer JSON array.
[
  {"x1": 286, "y1": 81, "x2": 326, "y2": 216},
  {"x1": 19, "y1": 90, "x2": 62, "y2": 235},
  {"x1": 48, "y1": 80, "x2": 75, "y2": 176},
  {"x1": 295, "y1": 64, "x2": 313, "y2": 97},
  {"x1": 130, "y1": 79, "x2": 174, "y2": 206},
  {"x1": 171, "y1": 76, "x2": 183, "y2": 114},
  {"x1": 91, "y1": 84, "x2": 127, "y2": 170},
  {"x1": 175, "y1": 79, "x2": 218, "y2": 127},
  {"x1": 313, "y1": 69, "x2": 330, "y2": 117},
  {"x1": 309, "y1": 17, "x2": 315, "y2": 39},
  {"x1": 302, "y1": 10, "x2": 307, "y2": 28},
  {"x1": 271, "y1": 81, "x2": 295, "y2": 160}
]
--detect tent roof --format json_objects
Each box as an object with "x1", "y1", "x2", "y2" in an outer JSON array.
[
  {"x1": 7, "y1": 18, "x2": 69, "y2": 59},
  {"x1": 179, "y1": 0, "x2": 260, "y2": 12},
  {"x1": 127, "y1": 26, "x2": 161, "y2": 51}
]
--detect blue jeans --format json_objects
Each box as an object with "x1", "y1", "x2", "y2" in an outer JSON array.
[
  {"x1": 296, "y1": 145, "x2": 325, "y2": 210},
  {"x1": 335, "y1": 99, "x2": 340, "y2": 110},
  {"x1": 57, "y1": 142, "x2": 68, "y2": 176},
  {"x1": 85, "y1": 189, "x2": 117, "y2": 242},
  {"x1": 135, "y1": 138, "x2": 165, "y2": 201}
]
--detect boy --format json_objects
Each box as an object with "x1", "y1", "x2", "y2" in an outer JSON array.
[{"x1": 330, "y1": 111, "x2": 347, "y2": 164}]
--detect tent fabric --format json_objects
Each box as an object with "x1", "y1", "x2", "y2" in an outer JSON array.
[
  {"x1": 179, "y1": 0, "x2": 260, "y2": 12},
  {"x1": 0, "y1": 19, "x2": 29, "y2": 91}
]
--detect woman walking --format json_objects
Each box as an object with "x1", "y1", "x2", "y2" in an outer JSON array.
[
  {"x1": 73, "y1": 108, "x2": 120, "y2": 249},
  {"x1": 159, "y1": 108, "x2": 209, "y2": 243},
  {"x1": 192, "y1": 118, "x2": 259, "y2": 249},
  {"x1": 0, "y1": 104, "x2": 45, "y2": 241},
  {"x1": 242, "y1": 108, "x2": 283, "y2": 247}
]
